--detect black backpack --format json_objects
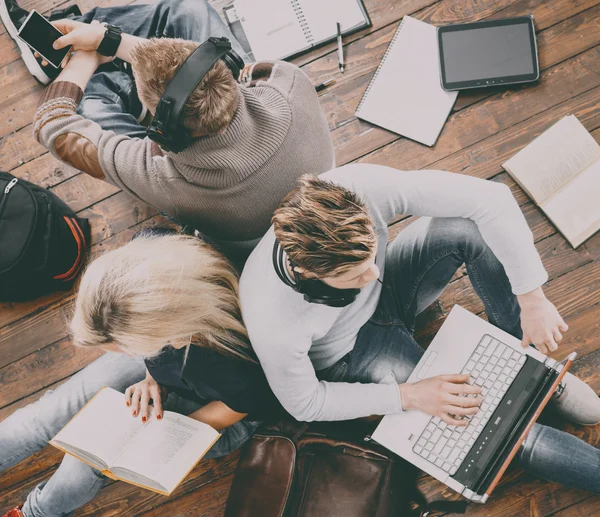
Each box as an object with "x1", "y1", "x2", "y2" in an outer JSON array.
[{"x1": 0, "y1": 171, "x2": 91, "y2": 302}]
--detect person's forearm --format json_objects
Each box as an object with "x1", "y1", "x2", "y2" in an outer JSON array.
[
  {"x1": 187, "y1": 401, "x2": 247, "y2": 431},
  {"x1": 115, "y1": 33, "x2": 147, "y2": 63},
  {"x1": 517, "y1": 286, "x2": 546, "y2": 307},
  {"x1": 55, "y1": 52, "x2": 98, "y2": 90}
]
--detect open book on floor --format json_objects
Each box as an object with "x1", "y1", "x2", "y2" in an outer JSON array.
[
  {"x1": 503, "y1": 115, "x2": 600, "y2": 248},
  {"x1": 50, "y1": 387, "x2": 220, "y2": 496}
]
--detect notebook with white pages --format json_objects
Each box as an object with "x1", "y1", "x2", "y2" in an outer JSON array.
[
  {"x1": 229, "y1": 0, "x2": 370, "y2": 61},
  {"x1": 355, "y1": 16, "x2": 458, "y2": 147},
  {"x1": 503, "y1": 115, "x2": 600, "y2": 248}
]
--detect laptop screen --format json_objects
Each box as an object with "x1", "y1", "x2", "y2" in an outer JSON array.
[{"x1": 440, "y1": 23, "x2": 536, "y2": 83}]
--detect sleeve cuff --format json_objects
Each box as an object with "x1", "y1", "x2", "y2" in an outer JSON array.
[{"x1": 40, "y1": 81, "x2": 84, "y2": 106}]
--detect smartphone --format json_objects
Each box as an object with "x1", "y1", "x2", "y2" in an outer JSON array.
[{"x1": 17, "y1": 10, "x2": 72, "y2": 68}]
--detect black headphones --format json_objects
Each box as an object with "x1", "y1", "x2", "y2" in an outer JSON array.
[
  {"x1": 272, "y1": 240, "x2": 360, "y2": 308},
  {"x1": 146, "y1": 37, "x2": 245, "y2": 153}
]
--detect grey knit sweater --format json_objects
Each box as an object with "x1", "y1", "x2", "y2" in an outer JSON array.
[{"x1": 33, "y1": 61, "x2": 335, "y2": 251}]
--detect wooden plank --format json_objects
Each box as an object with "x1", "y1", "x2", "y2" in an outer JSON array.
[
  {"x1": 550, "y1": 497, "x2": 600, "y2": 517},
  {"x1": 355, "y1": 46, "x2": 600, "y2": 170},
  {"x1": 128, "y1": 473, "x2": 234, "y2": 517},
  {"x1": 330, "y1": 1, "x2": 600, "y2": 164},
  {"x1": 0, "y1": 337, "x2": 103, "y2": 407},
  {"x1": 76, "y1": 455, "x2": 239, "y2": 517}
]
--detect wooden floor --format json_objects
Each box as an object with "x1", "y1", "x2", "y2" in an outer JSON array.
[{"x1": 1, "y1": 0, "x2": 600, "y2": 514}]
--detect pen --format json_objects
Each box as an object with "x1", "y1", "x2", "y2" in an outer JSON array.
[
  {"x1": 315, "y1": 78, "x2": 337, "y2": 92},
  {"x1": 336, "y1": 22, "x2": 344, "y2": 73}
]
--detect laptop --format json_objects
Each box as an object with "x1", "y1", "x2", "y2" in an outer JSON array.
[{"x1": 371, "y1": 305, "x2": 575, "y2": 503}]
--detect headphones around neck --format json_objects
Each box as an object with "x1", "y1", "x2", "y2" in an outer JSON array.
[
  {"x1": 146, "y1": 37, "x2": 245, "y2": 153},
  {"x1": 272, "y1": 240, "x2": 361, "y2": 308}
]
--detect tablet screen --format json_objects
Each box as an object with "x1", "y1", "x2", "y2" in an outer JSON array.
[{"x1": 440, "y1": 21, "x2": 536, "y2": 85}]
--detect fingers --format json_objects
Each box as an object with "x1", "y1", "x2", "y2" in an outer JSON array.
[
  {"x1": 438, "y1": 374, "x2": 470, "y2": 384},
  {"x1": 559, "y1": 319, "x2": 569, "y2": 333},
  {"x1": 33, "y1": 52, "x2": 49, "y2": 67},
  {"x1": 124, "y1": 386, "x2": 133, "y2": 406},
  {"x1": 546, "y1": 337, "x2": 559, "y2": 353},
  {"x1": 140, "y1": 388, "x2": 150, "y2": 422},
  {"x1": 130, "y1": 387, "x2": 142, "y2": 417},
  {"x1": 447, "y1": 394, "x2": 482, "y2": 408},
  {"x1": 553, "y1": 328, "x2": 563, "y2": 343},
  {"x1": 520, "y1": 333, "x2": 530, "y2": 348},
  {"x1": 53, "y1": 34, "x2": 73, "y2": 50},
  {"x1": 440, "y1": 413, "x2": 468, "y2": 426},
  {"x1": 446, "y1": 405, "x2": 479, "y2": 417},
  {"x1": 447, "y1": 383, "x2": 482, "y2": 396},
  {"x1": 150, "y1": 385, "x2": 163, "y2": 420},
  {"x1": 51, "y1": 18, "x2": 77, "y2": 33}
]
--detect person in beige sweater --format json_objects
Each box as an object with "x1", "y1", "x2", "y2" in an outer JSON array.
[{"x1": 25, "y1": 0, "x2": 334, "y2": 259}]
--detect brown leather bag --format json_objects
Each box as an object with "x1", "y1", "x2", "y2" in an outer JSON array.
[{"x1": 224, "y1": 421, "x2": 467, "y2": 517}]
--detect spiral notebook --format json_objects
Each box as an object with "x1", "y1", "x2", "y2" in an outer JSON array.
[
  {"x1": 355, "y1": 16, "x2": 458, "y2": 147},
  {"x1": 229, "y1": 0, "x2": 370, "y2": 61}
]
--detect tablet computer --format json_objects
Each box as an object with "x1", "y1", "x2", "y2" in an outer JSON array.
[{"x1": 437, "y1": 16, "x2": 539, "y2": 91}]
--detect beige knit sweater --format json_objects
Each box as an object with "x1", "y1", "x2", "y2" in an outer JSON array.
[{"x1": 34, "y1": 61, "x2": 335, "y2": 252}]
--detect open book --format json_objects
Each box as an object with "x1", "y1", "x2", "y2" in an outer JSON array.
[
  {"x1": 225, "y1": 0, "x2": 370, "y2": 61},
  {"x1": 50, "y1": 387, "x2": 220, "y2": 495},
  {"x1": 503, "y1": 115, "x2": 600, "y2": 248}
]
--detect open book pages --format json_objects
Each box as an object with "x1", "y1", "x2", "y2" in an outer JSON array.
[
  {"x1": 51, "y1": 387, "x2": 220, "y2": 495},
  {"x1": 233, "y1": 0, "x2": 369, "y2": 61},
  {"x1": 503, "y1": 115, "x2": 600, "y2": 248}
]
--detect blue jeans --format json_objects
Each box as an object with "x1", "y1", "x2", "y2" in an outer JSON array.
[
  {"x1": 319, "y1": 217, "x2": 600, "y2": 494},
  {"x1": 0, "y1": 352, "x2": 259, "y2": 517},
  {"x1": 74, "y1": 0, "x2": 248, "y2": 138}
]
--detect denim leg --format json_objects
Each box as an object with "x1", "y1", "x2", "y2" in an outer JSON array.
[
  {"x1": 0, "y1": 353, "x2": 146, "y2": 472},
  {"x1": 22, "y1": 455, "x2": 106, "y2": 517},
  {"x1": 76, "y1": 70, "x2": 146, "y2": 137},
  {"x1": 77, "y1": 0, "x2": 248, "y2": 58},
  {"x1": 318, "y1": 312, "x2": 425, "y2": 386},
  {"x1": 384, "y1": 217, "x2": 522, "y2": 338},
  {"x1": 515, "y1": 423, "x2": 600, "y2": 494}
]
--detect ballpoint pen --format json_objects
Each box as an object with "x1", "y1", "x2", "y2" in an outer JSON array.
[
  {"x1": 315, "y1": 78, "x2": 337, "y2": 92},
  {"x1": 336, "y1": 22, "x2": 344, "y2": 73}
]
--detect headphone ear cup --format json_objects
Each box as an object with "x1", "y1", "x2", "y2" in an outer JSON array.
[{"x1": 223, "y1": 50, "x2": 245, "y2": 79}]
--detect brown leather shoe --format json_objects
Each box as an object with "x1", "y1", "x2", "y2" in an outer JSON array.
[{"x1": 2, "y1": 507, "x2": 24, "y2": 517}]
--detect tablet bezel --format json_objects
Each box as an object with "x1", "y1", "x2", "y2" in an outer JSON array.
[{"x1": 437, "y1": 16, "x2": 539, "y2": 91}]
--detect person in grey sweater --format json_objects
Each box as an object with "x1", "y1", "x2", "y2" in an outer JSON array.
[
  {"x1": 29, "y1": 0, "x2": 334, "y2": 259},
  {"x1": 239, "y1": 163, "x2": 600, "y2": 493}
]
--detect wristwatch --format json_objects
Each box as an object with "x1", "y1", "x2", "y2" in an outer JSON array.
[{"x1": 98, "y1": 23, "x2": 123, "y2": 57}]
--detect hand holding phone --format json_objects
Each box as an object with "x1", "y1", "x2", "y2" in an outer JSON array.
[{"x1": 17, "y1": 10, "x2": 72, "y2": 68}]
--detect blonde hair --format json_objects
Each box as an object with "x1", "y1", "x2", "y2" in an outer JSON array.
[
  {"x1": 130, "y1": 38, "x2": 240, "y2": 134},
  {"x1": 70, "y1": 233, "x2": 253, "y2": 361},
  {"x1": 273, "y1": 175, "x2": 377, "y2": 277}
]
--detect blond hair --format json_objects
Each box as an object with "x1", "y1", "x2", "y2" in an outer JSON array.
[
  {"x1": 130, "y1": 38, "x2": 240, "y2": 134},
  {"x1": 70, "y1": 233, "x2": 253, "y2": 361},
  {"x1": 272, "y1": 175, "x2": 377, "y2": 277}
]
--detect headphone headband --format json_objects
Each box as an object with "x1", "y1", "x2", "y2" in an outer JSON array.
[
  {"x1": 272, "y1": 240, "x2": 360, "y2": 308},
  {"x1": 147, "y1": 37, "x2": 244, "y2": 153}
]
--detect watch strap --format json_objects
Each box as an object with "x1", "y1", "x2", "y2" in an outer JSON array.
[{"x1": 98, "y1": 24, "x2": 122, "y2": 57}]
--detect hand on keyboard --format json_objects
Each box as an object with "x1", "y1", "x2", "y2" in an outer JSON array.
[{"x1": 399, "y1": 374, "x2": 482, "y2": 426}]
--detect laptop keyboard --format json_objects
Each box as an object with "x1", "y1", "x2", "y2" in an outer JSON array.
[{"x1": 412, "y1": 334, "x2": 526, "y2": 475}]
